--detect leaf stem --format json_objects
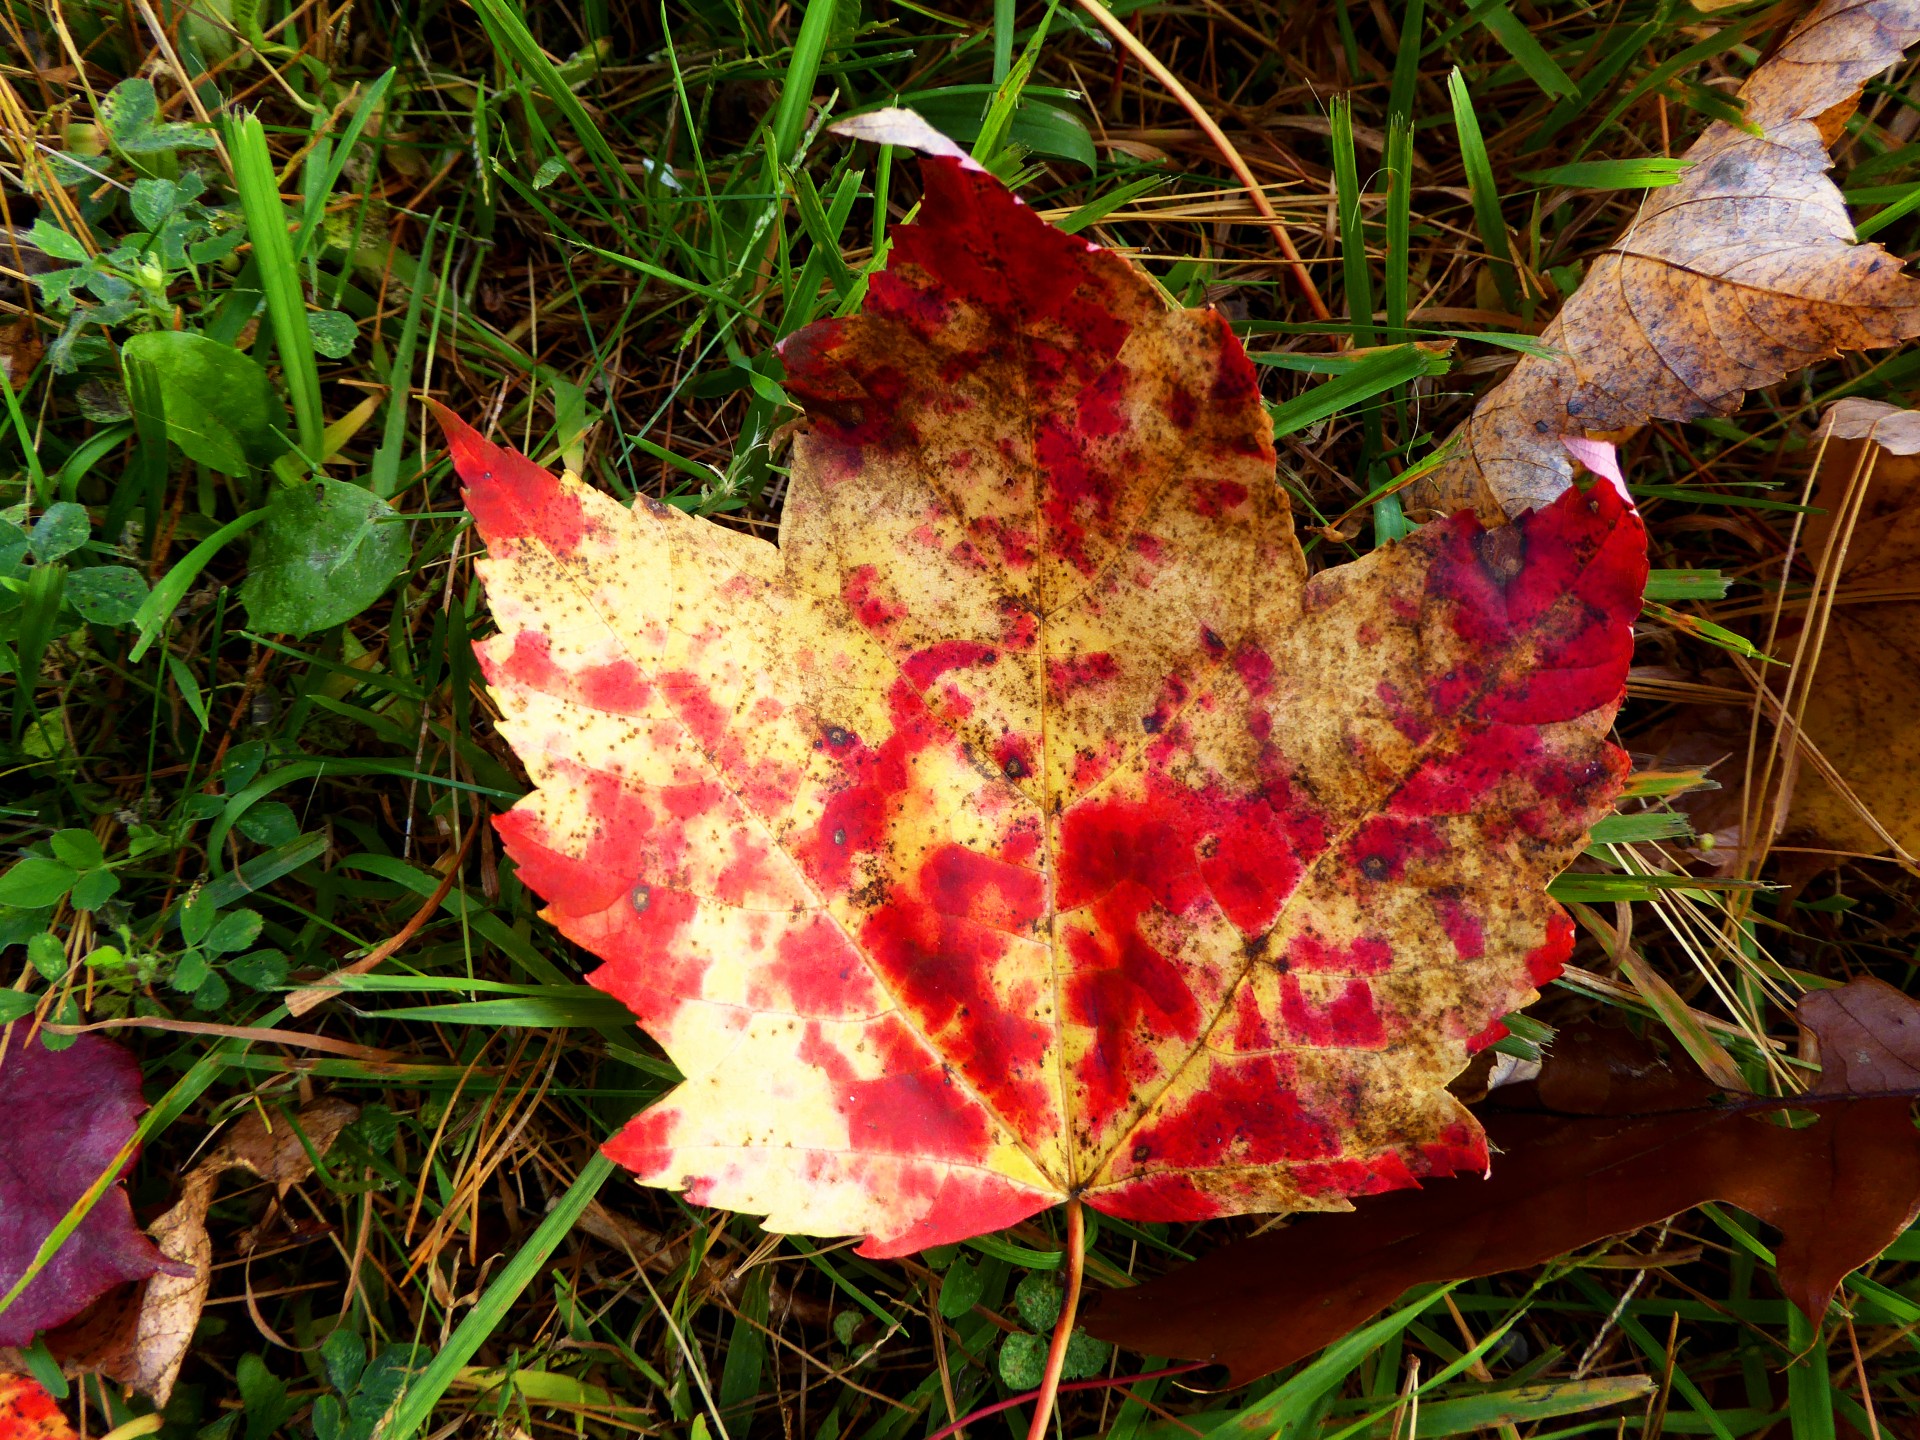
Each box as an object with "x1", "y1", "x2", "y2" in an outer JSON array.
[
  {"x1": 1066, "y1": 0, "x2": 1330, "y2": 321},
  {"x1": 1025, "y1": 1198, "x2": 1087, "y2": 1440},
  {"x1": 924, "y1": 1363, "x2": 1205, "y2": 1440}
]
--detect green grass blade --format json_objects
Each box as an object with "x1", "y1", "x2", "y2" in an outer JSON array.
[
  {"x1": 1475, "y1": 2, "x2": 1577, "y2": 99},
  {"x1": 354, "y1": 995, "x2": 637, "y2": 1027},
  {"x1": 1587, "y1": 812, "x2": 1693, "y2": 845},
  {"x1": 1570, "y1": 21, "x2": 1765, "y2": 162},
  {"x1": 1643, "y1": 568, "x2": 1729, "y2": 600},
  {"x1": 1203, "y1": 1286, "x2": 1454, "y2": 1439},
  {"x1": 1520, "y1": 157, "x2": 1691, "y2": 189},
  {"x1": 1058, "y1": 174, "x2": 1164, "y2": 234},
  {"x1": 1447, "y1": 67, "x2": 1522, "y2": 315},
  {"x1": 769, "y1": 0, "x2": 842, "y2": 164},
  {"x1": 1550, "y1": 873, "x2": 1764, "y2": 902},
  {"x1": 1854, "y1": 178, "x2": 1920, "y2": 239},
  {"x1": 1388, "y1": 0, "x2": 1425, "y2": 122},
  {"x1": 1269, "y1": 345, "x2": 1445, "y2": 439},
  {"x1": 1525, "y1": 18, "x2": 1660, "y2": 154},
  {"x1": 717, "y1": 1270, "x2": 771, "y2": 1420},
  {"x1": 227, "y1": 113, "x2": 324, "y2": 459},
  {"x1": 468, "y1": 0, "x2": 627, "y2": 199},
  {"x1": 181, "y1": 832, "x2": 330, "y2": 916},
  {"x1": 9, "y1": 563, "x2": 64, "y2": 738},
  {"x1": 1330, "y1": 94, "x2": 1375, "y2": 346},
  {"x1": 369, "y1": 215, "x2": 439, "y2": 500},
  {"x1": 794, "y1": 167, "x2": 858, "y2": 300},
  {"x1": 1627, "y1": 482, "x2": 1815, "y2": 513},
  {"x1": 0, "y1": 358, "x2": 47, "y2": 503},
  {"x1": 1385, "y1": 115, "x2": 1413, "y2": 338},
  {"x1": 292, "y1": 68, "x2": 396, "y2": 258},
  {"x1": 972, "y1": 0, "x2": 1060, "y2": 167},
  {"x1": 1565, "y1": 1278, "x2": 1741, "y2": 1440},
  {"x1": 872, "y1": 139, "x2": 894, "y2": 250},
  {"x1": 127, "y1": 508, "x2": 269, "y2": 662},
  {"x1": 1786, "y1": 1308, "x2": 1837, "y2": 1440},
  {"x1": 376, "y1": 1153, "x2": 616, "y2": 1440}
]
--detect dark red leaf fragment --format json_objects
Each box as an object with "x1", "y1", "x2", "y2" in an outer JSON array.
[
  {"x1": 1085, "y1": 980, "x2": 1920, "y2": 1382},
  {"x1": 0, "y1": 1034, "x2": 183, "y2": 1347}
]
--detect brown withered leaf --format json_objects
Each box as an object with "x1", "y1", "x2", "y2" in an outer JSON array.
[
  {"x1": 1776, "y1": 398, "x2": 1920, "y2": 863},
  {"x1": 1085, "y1": 978, "x2": 1920, "y2": 1382},
  {"x1": 211, "y1": 1095, "x2": 359, "y2": 1189},
  {"x1": 4, "y1": 1098, "x2": 358, "y2": 1407},
  {"x1": 0, "y1": 320, "x2": 41, "y2": 392},
  {"x1": 1409, "y1": 0, "x2": 1920, "y2": 523},
  {"x1": 1633, "y1": 700, "x2": 1784, "y2": 873},
  {"x1": 1801, "y1": 976, "x2": 1920, "y2": 1090}
]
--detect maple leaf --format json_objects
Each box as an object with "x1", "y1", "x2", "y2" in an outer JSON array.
[
  {"x1": 1770, "y1": 398, "x2": 1920, "y2": 864},
  {"x1": 1085, "y1": 977, "x2": 1920, "y2": 1382},
  {"x1": 0, "y1": 1034, "x2": 186, "y2": 1348},
  {"x1": 445, "y1": 140, "x2": 1646, "y2": 1257},
  {"x1": 0, "y1": 1374, "x2": 77, "y2": 1440},
  {"x1": 1410, "y1": 0, "x2": 1920, "y2": 522}
]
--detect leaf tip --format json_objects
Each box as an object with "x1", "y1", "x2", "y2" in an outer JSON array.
[
  {"x1": 1560, "y1": 436, "x2": 1630, "y2": 507},
  {"x1": 423, "y1": 396, "x2": 491, "y2": 475},
  {"x1": 427, "y1": 400, "x2": 588, "y2": 555},
  {"x1": 827, "y1": 107, "x2": 969, "y2": 160}
]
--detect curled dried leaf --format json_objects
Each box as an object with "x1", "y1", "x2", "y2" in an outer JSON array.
[{"x1": 1410, "y1": 0, "x2": 1920, "y2": 522}]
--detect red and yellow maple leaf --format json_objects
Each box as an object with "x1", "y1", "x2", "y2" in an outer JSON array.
[{"x1": 441, "y1": 148, "x2": 1645, "y2": 1257}]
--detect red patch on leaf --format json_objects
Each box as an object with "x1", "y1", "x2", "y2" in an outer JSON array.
[{"x1": 431, "y1": 402, "x2": 588, "y2": 556}]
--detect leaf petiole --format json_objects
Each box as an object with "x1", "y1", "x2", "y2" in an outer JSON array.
[{"x1": 1025, "y1": 1198, "x2": 1086, "y2": 1440}]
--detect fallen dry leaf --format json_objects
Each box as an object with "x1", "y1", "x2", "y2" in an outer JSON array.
[
  {"x1": 0, "y1": 1374, "x2": 75, "y2": 1440},
  {"x1": 1629, "y1": 697, "x2": 1787, "y2": 873},
  {"x1": 211, "y1": 1095, "x2": 359, "y2": 1188},
  {"x1": 1773, "y1": 397, "x2": 1920, "y2": 862},
  {"x1": 1085, "y1": 978, "x2": 1920, "y2": 1381},
  {"x1": 0, "y1": 1032, "x2": 187, "y2": 1348},
  {"x1": 0, "y1": 320, "x2": 41, "y2": 393},
  {"x1": 1409, "y1": 0, "x2": 1920, "y2": 522},
  {"x1": 1800, "y1": 974, "x2": 1920, "y2": 1089},
  {"x1": 2, "y1": 1096, "x2": 357, "y2": 1407},
  {"x1": 126, "y1": 1176, "x2": 211, "y2": 1409},
  {"x1": 444, "y1": 139, "x2": 1646, "y2": 1255}
]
